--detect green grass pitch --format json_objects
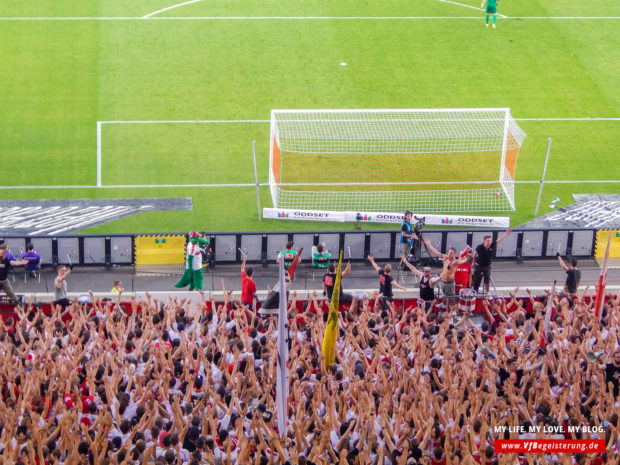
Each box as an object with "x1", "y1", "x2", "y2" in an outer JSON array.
[{"x1": 0, "y1": 0, "x2": 618, "y2": 233}]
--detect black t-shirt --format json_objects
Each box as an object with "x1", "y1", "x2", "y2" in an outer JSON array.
[
  {"x1": 498, "y1": 367, "x2": 524, "y2": 394},
  {"x1": 378, "y1": 270, "x2": 394, "y2": 298},
  {"x1": 605, "y1": 363, "x2": 620, "y2": 397},
  {"x1": 323, "y1": 272, "x2": 344, "y2": 300},
  {"x1": 0, "y1": 257, "x2": 11, "y2": 281},
  {"x1": 419, "y1": 276, "x2": 435, "y2": 301},
  {"x1": 409, "y1": 447, "x2": 423, "y2": 461},
  {"x1": 565, "y1": 269, "x2": 581, "y2": 293},
  {"x1": 183, "y1": 425, "x2": 201, "y2": 452},
  {"x1": 475, "y1": 241, "x2": 496, "y2": 267}
]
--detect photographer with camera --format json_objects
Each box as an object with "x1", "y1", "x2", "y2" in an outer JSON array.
[{"x1": 400, "y1": 211, "x2": 419, "y2": 260}]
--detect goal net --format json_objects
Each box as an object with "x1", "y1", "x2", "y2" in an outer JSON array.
[{"x1": 269, "y1": 109, "x2": 526, "y2": 212}]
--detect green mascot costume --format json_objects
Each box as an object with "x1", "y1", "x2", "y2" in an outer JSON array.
[{"x1": 174, "y1": 231, "x2": 209, "y2": 291}]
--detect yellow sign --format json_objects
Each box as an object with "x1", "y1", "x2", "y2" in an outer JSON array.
[
  {"x1": 135, "y1": 235, "x2": 186, "y2": 265},
  {"x1": 594, "y1": 230, "x2": 620, "y2": 269}
]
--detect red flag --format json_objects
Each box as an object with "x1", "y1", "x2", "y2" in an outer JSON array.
[
  {"x1": 594, "y1": 233, "x2": 612, "y2": 318},
  {"x1": 287, "y1": 247, "x2": 303, "y2": 281}
]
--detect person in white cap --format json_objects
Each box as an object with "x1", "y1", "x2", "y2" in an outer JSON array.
[{"x1": 400, "y1": 257, "x2": 438, "y2": 312}]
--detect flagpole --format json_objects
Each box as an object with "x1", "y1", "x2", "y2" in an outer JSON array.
[
  {"x1": 539, "y1": 280, "x2": 556, "y2": 351},
  {"x1": 594, "y1": 233, "x2": 612, "y2": 318},
  {"x1": 276, "y1": 259, "x2": 289, "y2": 438}
]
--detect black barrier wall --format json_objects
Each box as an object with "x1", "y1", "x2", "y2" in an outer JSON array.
[{"x1": 0, "y1": 229, "x2": 597, "y2": 268}]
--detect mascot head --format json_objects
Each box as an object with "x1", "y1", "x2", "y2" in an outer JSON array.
[{"x1": 189, "y1": 230, "x2": 201, "y2": 244}]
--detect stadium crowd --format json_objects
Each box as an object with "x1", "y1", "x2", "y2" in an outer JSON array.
[{"x1": 1, "y1": 269, "x2": 619, "y2": 465}]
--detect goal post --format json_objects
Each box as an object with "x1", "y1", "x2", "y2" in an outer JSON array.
[{"x1": 269, "y1": 109, "x2": 526, "y2": 213}]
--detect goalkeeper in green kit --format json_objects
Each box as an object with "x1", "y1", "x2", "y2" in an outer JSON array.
[{"x1": 481, "y1": 0, "x2": 499, "y2": 28}]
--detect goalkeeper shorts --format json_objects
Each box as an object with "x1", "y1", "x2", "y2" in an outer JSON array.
[{"x1": 486, "y1": 6, "x2": 497, "y2": 13}]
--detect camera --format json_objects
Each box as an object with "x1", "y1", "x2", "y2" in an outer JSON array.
[{"x1": 414, "y1": 216, "x2": 426, "y2": 235}]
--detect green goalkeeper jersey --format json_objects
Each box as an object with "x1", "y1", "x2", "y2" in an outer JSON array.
[
  {"x1": 280, "y1": 249, "x2": 298, "y2": 269},
  {"x1": 486, "y1": 0, "x2": 497, "y2": 7}
]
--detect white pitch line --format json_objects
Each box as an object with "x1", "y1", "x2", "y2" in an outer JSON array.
[
  {"x1": 96, "y1": 121, "x2": 102, "y2": 187},
  {"x1": 100, "y1": 183, "x2": 260, "y2": 188},
  {"x1": 517, "y1": 117, "x2": 620, "y2": 121},
  {"x1": 0, "y1": 185, "x2": 98, "y2": 189},
  {"x1": 98, "y1": 117, "x2": 620, "y2": 124},
  {"x1": 142, "y1": 0, "x2": 202, "y2": 19},
  {"x1": 0, "y1": 16, "x2": 618, "y2": 20},
  {"x1": 4, "y1": 179, "x2": 618, "y2": 189},
  {"x1": 121, "y1": 15, "x2": 620, "y2": 20},
  {"x1": 99, "y1": 119, "x2": 270, "y2": 124},
  {"x1": 0, "y1": 183, "x2": 268, "y2": 189},
  {"x1": 435, "y1": 0, "x2": 508, "y2": 18},
  {"x1": 515, "y1": 180, "x2": 620, "y2": 184}
]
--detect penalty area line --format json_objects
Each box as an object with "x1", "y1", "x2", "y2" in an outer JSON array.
[
  {"x1": 0, "y1": 16, "x2": 619, "y2": 21},
  {"x1": 142, "y1": 0, "x2": 202, "y2": 19},
  {"x1": 2, "y1": 180, "x2": 617, "y2": 189},
  {"x1": 0, "y1": 183, "x2": 270, "y2": 189},
  {"x1": 100, "y1": 183, "x2": 265, "y2": 188},
  {"x1": 98, "y1": 119, "x2": 270, "y2": 124},
  {"x1": 97, "y1": 117, "x2": 620, "y2": 124}
]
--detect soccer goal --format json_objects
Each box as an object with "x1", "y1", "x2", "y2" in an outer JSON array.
[{"x1": 269, "y1": 109, "x2": 526, "y2": 213}]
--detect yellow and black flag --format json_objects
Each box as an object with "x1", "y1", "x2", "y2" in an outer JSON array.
[{"x1": 321, "y1": 250, "x2": 342, "y2": 369}]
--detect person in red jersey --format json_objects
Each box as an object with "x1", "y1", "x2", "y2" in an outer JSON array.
[{"x1": 240, "y1": 254, "x2": 257, "y2": 310}]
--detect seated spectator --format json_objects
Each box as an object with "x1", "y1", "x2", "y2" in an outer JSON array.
[
  {"x1": 311, "y1": 244, "x2": 331, "y2": 269},
  {"x1": 22, "y1": 243, "x2": 41, "y2": 278}
]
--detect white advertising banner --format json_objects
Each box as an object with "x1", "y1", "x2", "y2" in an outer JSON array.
[
  {"x1": 344, "y1": 211, "x2": 511, "y2": 228},
  {"x1": 263, "y1": 208, "x2": 510, "y2": 228},
  {"x1": 263, "y1": 208, "x2": 346, "y2": 222},
  {"x1": 264, "y1": 208, "x2": 510, "y2": 228}
]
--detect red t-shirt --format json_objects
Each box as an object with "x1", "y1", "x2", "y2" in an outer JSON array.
[
  {"x1": 454, "y1": 262, "x2": 471, "y2": 292},
  {"x1": 241, "y1": 271, "x2": 256, "y2": 304}
]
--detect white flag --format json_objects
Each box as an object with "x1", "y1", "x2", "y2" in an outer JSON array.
[{"x1": 276, "y1": 259, "x2": 289, "y2": 437}]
